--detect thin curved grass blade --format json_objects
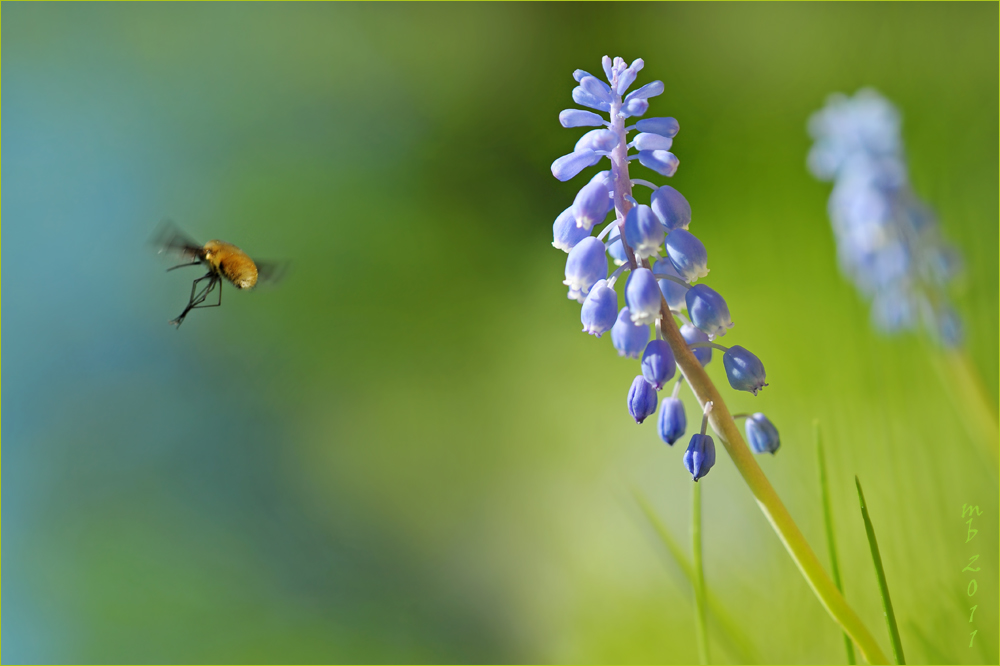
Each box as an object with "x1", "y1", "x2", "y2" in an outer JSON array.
[
  {"x1": 816, "y1": 421, "x2": 856, "y2": 664},
  {"x1": 856, "y1": 476, "x2": 905, "y2": 664}
]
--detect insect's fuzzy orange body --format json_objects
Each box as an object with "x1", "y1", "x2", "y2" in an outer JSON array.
[{"x1": 202, "y1": 240, "x2": 258, "y2": 290}]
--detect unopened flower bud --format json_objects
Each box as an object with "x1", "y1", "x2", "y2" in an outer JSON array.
[
  {"x1": 723, "y1": 345, "x2": 767, "y2": 395},
  {"x1": 607, "y1": 226, "x2": 628, "y2": 266},
  {"x1": 685, "y1": 284, "x2": 733, "y2": 339},
  {"x1": 611, "y1": 307, "x2": 650, "y2": 358},
  {"x1": 627, "y1": 375, "x2": 658, "y2": 424},
  {"x1": 657, "y1": 397, "x2": 686, "y2": 445},
  {"x1": 683, "y1": 433, "x2": 716, "y2": 481},
  {"x1": 635, "y1": 116, "x2": 679, "y2": 138},
  {"x1": 638, "y1": 150, "x2": 679, "y2": 177},
  {"x1": 745, "y1": 413, "x2": 780, "y2": 454},
  {"x1": 552, "y1": 207, "x2": 590, "y2": 252},
  {"x1": 563, "y1": 237, "x2": 608, "y2": 303},
  {"x1": 641, "y1": 339, "x2": 676, "y2": 390},
  {"x1": 559, "y1": 109, "x2": 605, "y2": 128},
  {"x1": 551, "y1": 149, "x2": 601, "y2": 182},
  {"x1": 633, "y1": 132, "x2": 673, "y2": 152},
  {"x1": 665, "y1": 229, "x2": 709, "y2": 282},
  {"x1": 625, "y1": 80, "x2": 664, "y2": 103},
  {"x1": 572, "y1": 85, "x2": 610, "y2": 113},
  {"x1": 680, "y1": 323, "x2": 712, "y2": 366},
  {"x1": 650, "y1": 185, "x2": 691, "y2": 231},
  {"x1": 624, "y1": 204, "x2": 665, "y2": 260},
  {"x1": 653, "y1": 257, "x2": 688, "y2": 310},
  {"x1": 573, "y1": 180, "x2": 613, "y2": 231},
  {"x1": 625, "y1": 268, "x2": 662, "y2": 326},
  {"x1": 580, "y1": 280, "x2": 618, "y2": 337},
  {"x1": 623, "y1": 97, "x2": 649, "y2": 117},
  {"x1": 575, "y1": 128, "x2": 619, "y2": 153}
]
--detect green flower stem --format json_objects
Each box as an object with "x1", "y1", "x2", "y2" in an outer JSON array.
[
  {"x1": 856, "y1": 476, "x2": 905, "y2": 664},
  {"x1": 650, "y1": 277, "x2": 891, "y2": 665},
  {"x1": 692, "y1": 480, "x2": 709, "y2": 665},
  {"x1": 816, "y1": 421, "x2": 856, "y2": 664}
]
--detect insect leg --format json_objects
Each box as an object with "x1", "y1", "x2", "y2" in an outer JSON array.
[
  {"x1": 191, "y1": 276, "x2": 223, "y2": 309},
  {"x1": 166, "y1": 259, "x2": 204, "y2": 273},
  {"x1": 170, "y1": 272, "x2": 215, "y2": 327}
]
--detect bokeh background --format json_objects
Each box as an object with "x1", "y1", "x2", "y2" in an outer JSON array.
[{"x1": 3, "y1": 2, "x2": 997, "y2": 664}]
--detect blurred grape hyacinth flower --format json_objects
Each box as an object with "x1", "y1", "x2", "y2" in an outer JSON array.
[
  {"x1": 807, "y1": 88, "x2": 963, "y2": 346},
  {"x1": 549, "y1": 56, "x2": 774, "y2": 479}
]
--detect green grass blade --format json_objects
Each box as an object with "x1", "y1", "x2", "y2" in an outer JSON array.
[
  {"x1": 633, "y1": 491, "x2": 757, "y2": 664},
  {"x1": 856, "y1": 476, "x2": 905, "y2": 664},
  {"x1": 816, "y1": 421, "x2": 856, "y2": 664},
  {"x1": 692, "y1": 480, "x2": 709, "y2": 665}
]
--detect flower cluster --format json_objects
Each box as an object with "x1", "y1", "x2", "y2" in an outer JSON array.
[
  {"x1": 551, "y1": 56, "x2": 778, "y2": 480},
  {"x1": 807, "y1": 89, "x2": 963, "y2": 346}
]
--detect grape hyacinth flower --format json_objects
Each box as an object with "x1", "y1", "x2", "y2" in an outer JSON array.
[
  {"x1": 611, "y1": 307, "x2": 649, "y2": 358},
  {"x1": 563, "y1": 236, "x2": 608, "y2": 303},
  {"x1": 657, "y1": 377, "x2": 687, "y2": 445},
  {"x1": 807, "y1": 89, "x2": 963, "y2": 346},
  {"x1": 680, "y1": 323, "x2": 712, "y2": 367},
  {"x1": 627, "y1": 375, "x2": 658, "y2": 424},
  {"x1": 546, "y1": 57, "x2": 891, "y2": 664},
  {"x1": 722, "y1": 345, "x2": 768, "y2": 396},
  {"x1": 552, "y1": 207, "x2": 590, "y2": 252},
  {"x1": 653, "y1": 257, "x2": 687, "y2": 310},
  {"x1": 744, "y1": 412, "x2": 781, "y2": 455},
  {"x1": 548, "y1": 55, "x2": 770, "y2": 440},
  {"x1": 641, "y1": 339, "x2": 676, "y2": 390},
  {"x1": 580, "y1": 280, "x2": 618, "y2": 337},
  {"x1": 684, "y1": 402, "x2": 717, "y2": 482},
  {"x1": 625, "y1": 267, "x2": 662, "y2": 325},
  {"x1": 685, "y1": 284, "x2": 733, "y2": 340}
]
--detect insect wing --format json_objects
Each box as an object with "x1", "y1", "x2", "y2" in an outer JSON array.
[
  {"x1": 254, "y1": 258, "x2": 290, "y2": 286},
  {"x1": 151, "y1": 219, "x2": 203, "y2": 260}
]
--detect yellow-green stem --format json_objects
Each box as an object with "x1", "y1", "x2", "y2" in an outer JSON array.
[{"x1": 651, "y1": 273, "x2": 890, "y2": 665}]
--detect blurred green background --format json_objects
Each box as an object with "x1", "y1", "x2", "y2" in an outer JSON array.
[{"x1": 3, "y1": 2, "x2": 997, "y2": 663}]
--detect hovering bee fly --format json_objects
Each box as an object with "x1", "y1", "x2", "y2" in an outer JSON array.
[{"x1": 153, "y1": 221, "x2": 286, "y2": 327}]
